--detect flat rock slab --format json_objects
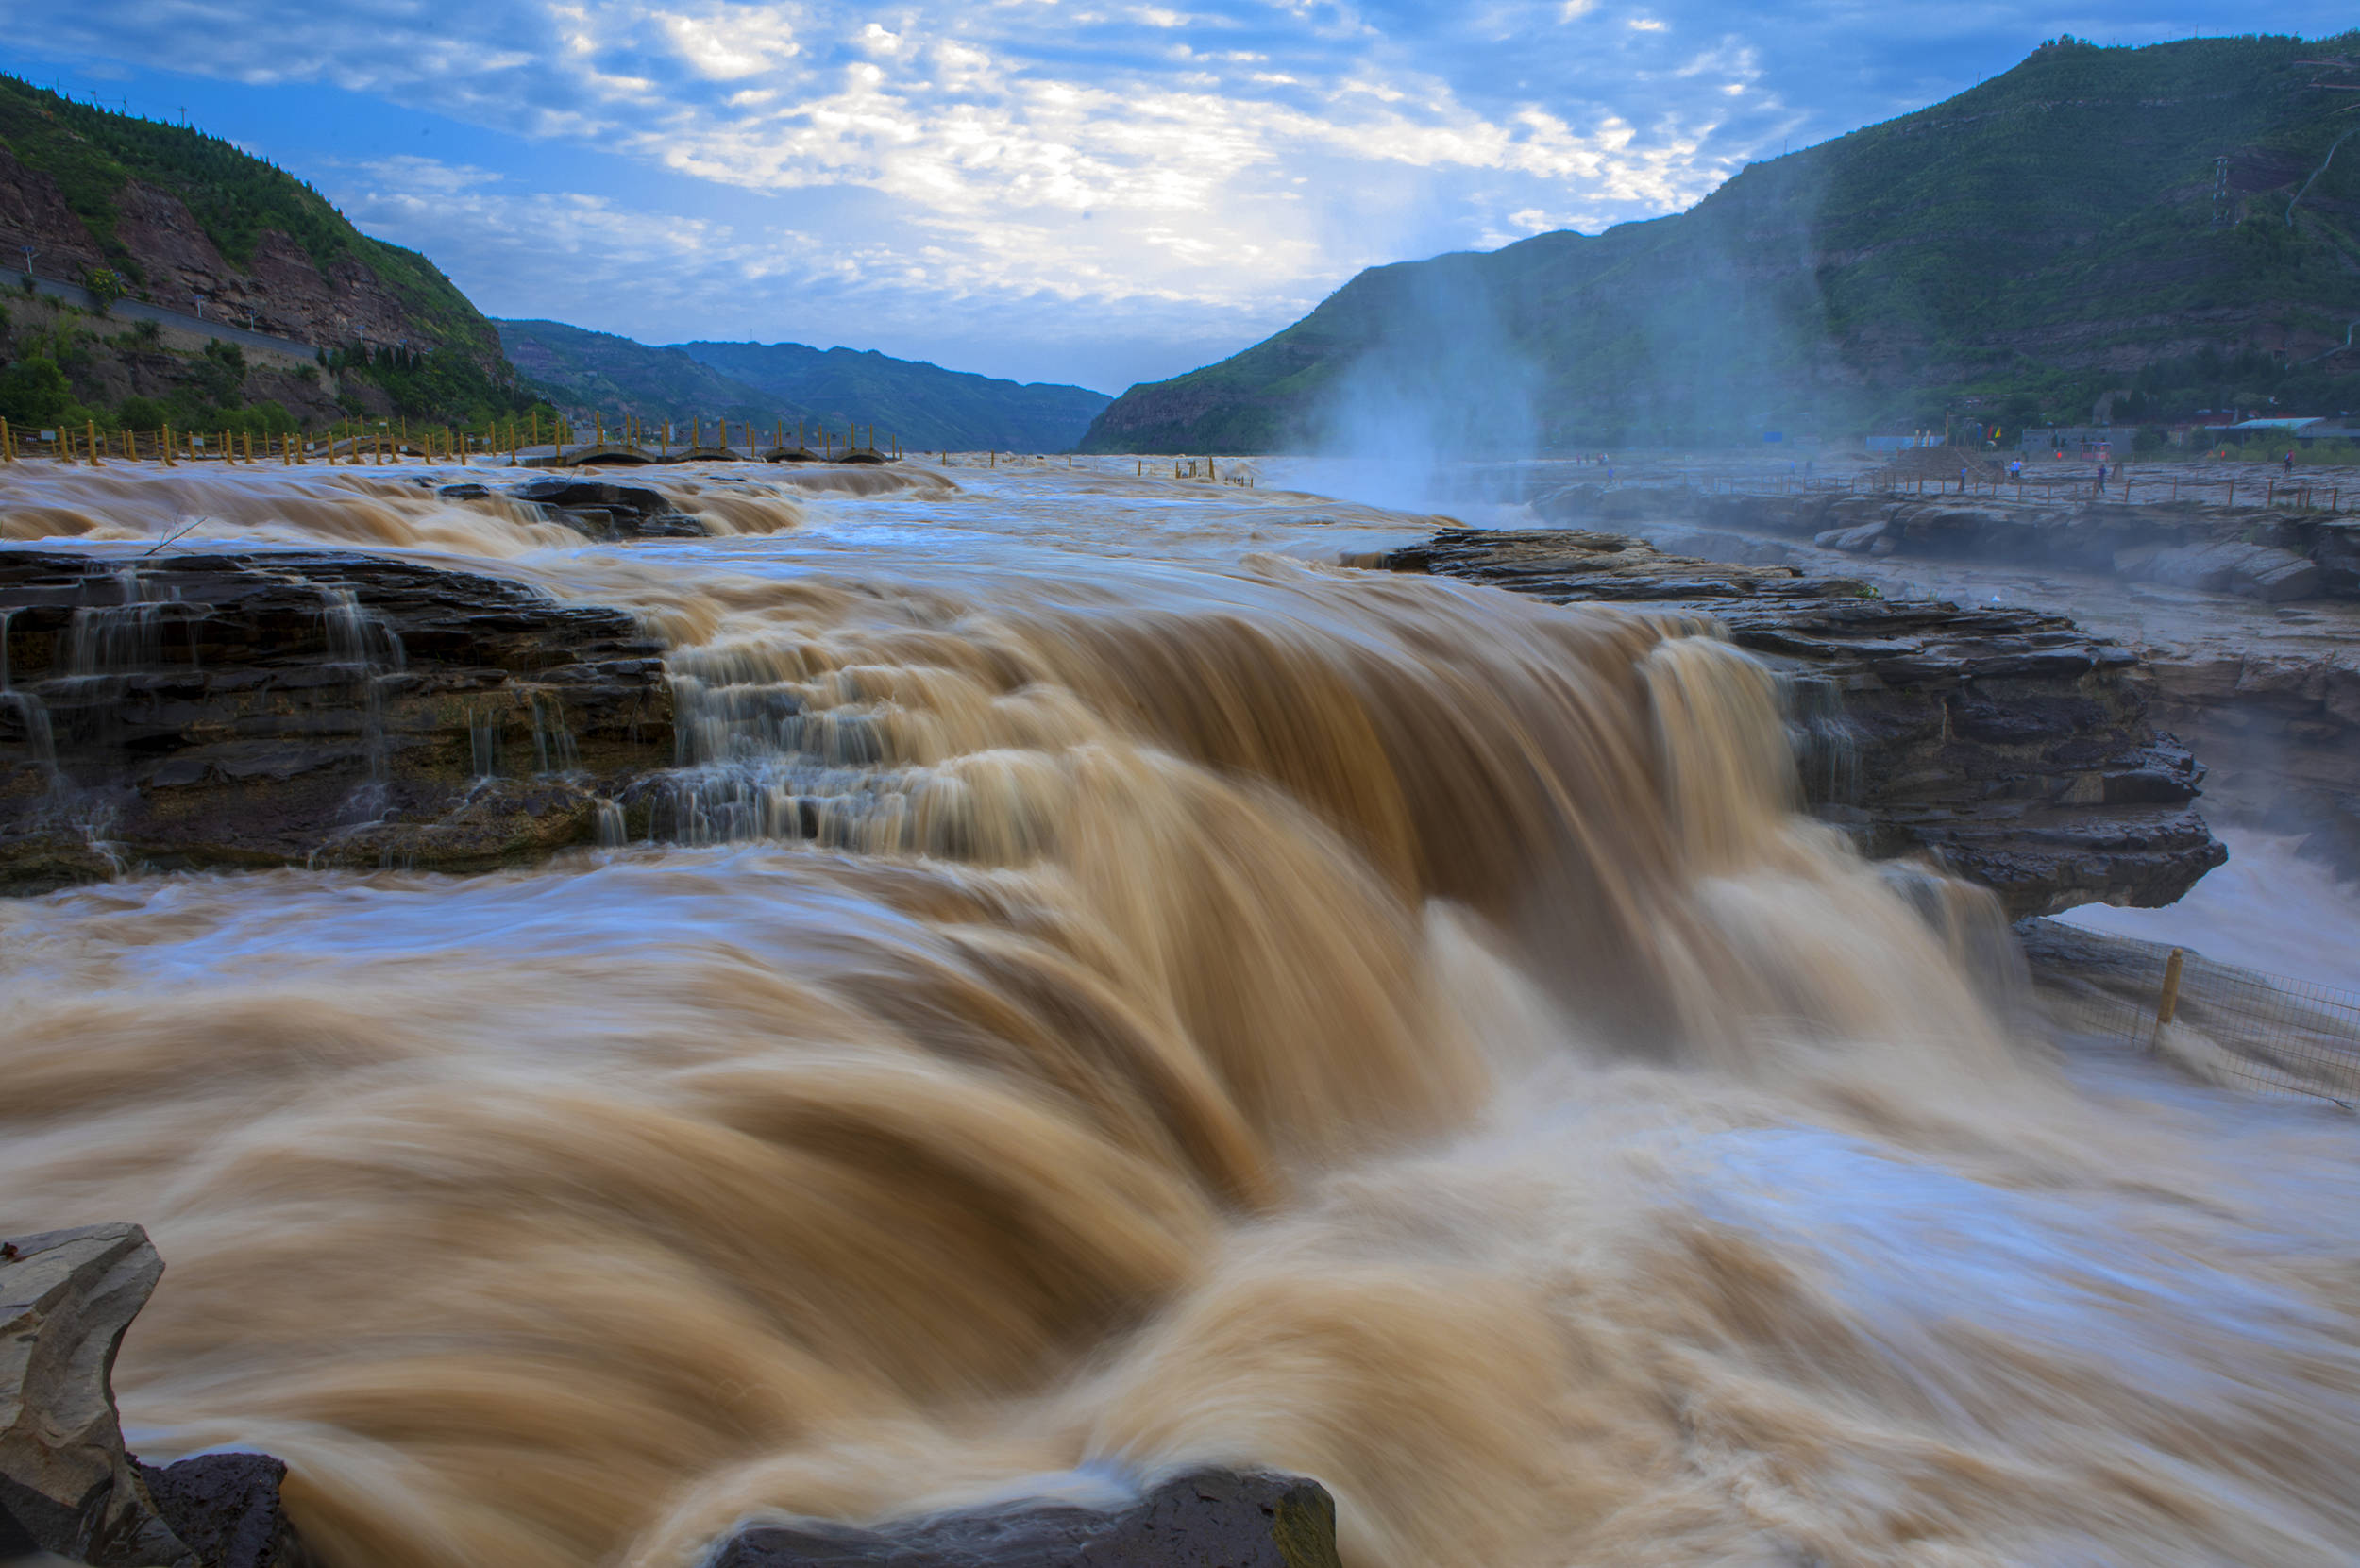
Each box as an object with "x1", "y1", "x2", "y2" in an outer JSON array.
[{"x1": 716, "y1": 1470, "x2": 1341, "y2": 1568}]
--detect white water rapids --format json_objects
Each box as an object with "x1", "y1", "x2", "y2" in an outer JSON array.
[{"x1": 3, "y1": 457, "x2": 2358, "y2": 1568}]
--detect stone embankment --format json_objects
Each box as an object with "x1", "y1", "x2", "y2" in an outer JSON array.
[
  {"x1": 1, "y1": 1223, "x2": 1340, "y2": 1568},
  {"x1": 0, "y1": 548, "x2": 671, "y2": 891},
  {"x1": 1388, "y1": 530, "x2": 2224, "y2": 918}
]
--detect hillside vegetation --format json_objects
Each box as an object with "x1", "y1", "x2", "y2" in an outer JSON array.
[
  {"x1": 1, "y1": 76, "x2": 539, "y2": 431},
  {"x1": 0, "y1": 76, "x2": 499, "y2": 364},
  {"x1": 1083, "y1": 32, "x2": 2360, "y2": 453}
]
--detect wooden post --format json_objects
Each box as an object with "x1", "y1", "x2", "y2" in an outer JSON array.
[
  {"x1": 2152, "y1": 947, "x2": 2185, "y2": 1046},
  {"x1": 163, "y1": 424, "x2": 176, "y2": 466},
  {"x1": 0, "y1": 416, "x2": 10, "y2": 463},
  {"x1": 87, "y1": 418, "x2": 102, "y2": 466}
]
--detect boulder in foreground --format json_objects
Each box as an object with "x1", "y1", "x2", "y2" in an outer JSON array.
[{"x1": 715, "y1": 1469, "x2": 1343, "y2": 1568}]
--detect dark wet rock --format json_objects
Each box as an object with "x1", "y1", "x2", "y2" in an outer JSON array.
[
  {"x1": 714, "y1": 1469, "x2": 1341, "y2": 1568},
  {"x1": 0, "y1": 1224, "x2": 194, "y2": 1567},
  {"x1": 138, "y1": 1454, "x2": 315, "y2": 1568},
  {"x1": 432, "y1": 482, "x2": 492, "y2": 501},
  {"x1": 1, "y1": 548, "x2": 672, "y2": 893},
  {"x1": 1388, "y1": 529, "x2": 2224, "y2": 917},
  {"x1": 512, "y1": 479, "x2": 707, "y2": 538}
]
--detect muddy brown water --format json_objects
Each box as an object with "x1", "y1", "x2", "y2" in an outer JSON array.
[{"x1": 3, "y1": 459, "x2": 2359, "y2": 1568}]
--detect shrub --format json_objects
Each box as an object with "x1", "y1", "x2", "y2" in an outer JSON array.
[
  {"x1": 117, "y1": 394, "x2": 168, "y2": 430},
  {"x1": 0, "y1": 357, "x2": 72, "y2": 425}
]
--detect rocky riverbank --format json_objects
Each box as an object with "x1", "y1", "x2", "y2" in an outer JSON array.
[
  {"x1": 0, "y1": 548, "x2": 670, "y2": 891},
  {"x1": 1388, "y1": 529, "x2": 2225, "y2": 918}
]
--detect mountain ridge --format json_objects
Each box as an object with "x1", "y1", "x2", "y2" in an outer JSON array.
[
  {"x1": 1082, "y1": 32, "x2": 2360, "y2": 453},
  {"x1": 497, "y1": 319, "x2": 1111, "y2": 451}
]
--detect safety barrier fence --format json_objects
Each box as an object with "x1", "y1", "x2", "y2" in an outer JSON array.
[
  {"x1": 0, "y1": 414, "x2": 905, "y2": 467},
  {"x1": 2046, "y1": 939, "x2": 2360, "y2": 1107}
]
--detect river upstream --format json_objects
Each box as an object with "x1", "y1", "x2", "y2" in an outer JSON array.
[{"x1": 4, "y1": 458, "x2": 2359, "y2": 1568}]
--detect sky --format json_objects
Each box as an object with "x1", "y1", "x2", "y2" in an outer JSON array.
[{"x1": 5, "y1": 4, "x2": 2354, "y2": 393}]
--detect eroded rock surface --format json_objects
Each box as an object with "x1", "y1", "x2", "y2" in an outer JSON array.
[
  {"x1": 715, "y1": 1469, "x2": 1342, "y2": 1568},
  {"x1": 0, "y1": 548, "x2": 671, "y2": 892},
  {"x1": 1389, "y1": 529, "x2": 2224, "y2": 917},
  {"x1": 0, "y1": 1225, "x2": 192, "y2": 1567}
]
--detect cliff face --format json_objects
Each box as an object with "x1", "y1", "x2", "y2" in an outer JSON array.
[{"x1": 1387, "y1": 529, "x2": 2225, "y2": 917}]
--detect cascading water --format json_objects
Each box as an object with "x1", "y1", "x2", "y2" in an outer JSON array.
[{"x1": 2, "y1": 460, "x2": 2358, "y2": 1568}]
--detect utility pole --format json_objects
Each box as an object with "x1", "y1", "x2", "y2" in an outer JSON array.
[{"x1": 2213, "y1": 155, "x2": 2230, "y2": 228}]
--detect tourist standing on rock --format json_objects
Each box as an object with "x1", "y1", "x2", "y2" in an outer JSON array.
[{"x1": 2285, "y1": 449, "x2": 2297, "y2": 475}]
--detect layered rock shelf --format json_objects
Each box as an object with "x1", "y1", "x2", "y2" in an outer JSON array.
[
  {"x1": 1540, "y1": 485, "x2": 2360, "y2": 603},
  {"x1": 1388, "y1": 529, "x2": 2226, "y2": 917},
  {"x1": 0, "y1": 548, "x2": 671, "y2": 892}
]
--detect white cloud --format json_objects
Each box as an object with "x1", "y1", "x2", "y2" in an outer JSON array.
[{"x1": 32, "y1": 0, "x2": 2344, "y2": 385}]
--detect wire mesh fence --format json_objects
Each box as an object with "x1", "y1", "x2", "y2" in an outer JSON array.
[{"x1": 2034, "y1": 927, "x2": 2360, "y2": 1106}]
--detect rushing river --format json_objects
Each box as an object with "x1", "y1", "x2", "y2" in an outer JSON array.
[{"x1": 4, "y1": 459, "x2": 2359, "y2": 1568}]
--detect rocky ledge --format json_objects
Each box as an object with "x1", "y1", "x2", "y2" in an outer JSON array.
[
  {"x1": 2, "y1": 1224, "x2": 315, "y2": 1568},
  {"x1": 1388, "y1": 529, "x2": 2225, "y2": 917},
  {"x1": 0, "y1": 548, "x2": 671, "y2": 892}
]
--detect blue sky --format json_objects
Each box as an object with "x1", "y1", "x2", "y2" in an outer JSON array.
[{"x1": 6, "y1": 4, "x2": 2353, "y2": 392}]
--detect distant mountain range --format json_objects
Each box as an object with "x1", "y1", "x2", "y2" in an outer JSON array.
[
  {"x1": 497, "y1": 320, "x2": 1111, "y2": 451},
  {"x1": 1083, "y1": 32, "x2": 2360, "y2": 453}
]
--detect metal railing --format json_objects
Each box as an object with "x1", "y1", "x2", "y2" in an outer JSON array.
[{"x1": 2046, "y1": 939, "x2": 2360, "y2": 1106}]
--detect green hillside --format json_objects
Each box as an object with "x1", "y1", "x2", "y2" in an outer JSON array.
[
  {"x1": 0, "y1": 76, "x2": 500, "y2": 365},
  {"x1": 678, "y1": 340, "x2": 1110, "y2": 451},
  {"x1": 1083, "y1": 32, "x2": 2360, "y2": 453}
]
